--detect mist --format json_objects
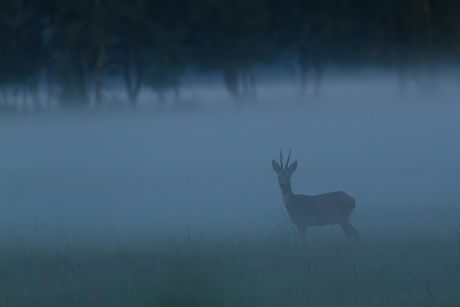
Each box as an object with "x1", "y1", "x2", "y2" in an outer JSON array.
[{"x1": 1, "y1": 71, "x2": 460, "y2": 251}]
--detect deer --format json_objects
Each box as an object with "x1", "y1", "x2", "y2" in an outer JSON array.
[{"x1": 272, "y1": 150, "x2": 360, "y2": 243}]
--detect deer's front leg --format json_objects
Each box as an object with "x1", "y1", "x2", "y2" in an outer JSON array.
[{"x1": 297, "y1": 225, "x2": 307, "y2": 245}]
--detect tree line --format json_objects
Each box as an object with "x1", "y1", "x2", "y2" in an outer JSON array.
[{"x1": 1, "y1": 0, "x2": 459, "y2": 109}]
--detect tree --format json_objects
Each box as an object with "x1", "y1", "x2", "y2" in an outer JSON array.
[
  {"x1": 188, "y1": 0, "x2": 276, "y2": 103},
  {"x1": 142, "y1": 0, "x2": 190, "y2": 107},
  {"x1": 49, "y1": 0, "x2": 95, "y2": 107},
  {"x1": 0, "y1": 0, "x2": 48, "y2": 109}
]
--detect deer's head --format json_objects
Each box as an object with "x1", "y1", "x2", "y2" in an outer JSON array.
[{"x1": 272, "y1": 149, "x2": 297, "y2": 188}]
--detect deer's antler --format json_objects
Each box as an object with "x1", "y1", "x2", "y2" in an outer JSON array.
[
  {"x1": 280, "y1": 149, "x2": 284, "y2": 169},
  {"x1": 286, "y1": 149, "x2": 291, "y2": 169}
]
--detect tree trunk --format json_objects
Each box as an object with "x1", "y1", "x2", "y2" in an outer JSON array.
[
  {"x1": 173, "y1": 83, "x2": 180, "y2": 106},
  {"x1": 94, "y1": 43, "x2": 106, "y2": 107},
  {"x1": 58, "y1": 60, "x2": 89, "y2": 107},
  {"x1": 157, "y1": 89, "x2": 165, "y2": 107},
  {"x1": 241, "y1": 69, "x2": 257, "y2": 102},
  {"x1": 298, "y1": 57, "x2": 308, "y2": 100},
  {"x1": 121, "y1": 46, "x2": 143, "y2": 108},
  {"x1": 423, "y1": 0, "x2": 434, "y2": 52},
  {"x1": 312, "y1": 62, "x2": 323, "y2": 98},
  {"x1": 0, "y1": 87, "x2": 7, "y2": 107},
  {"x1": 29, "y1": 78, "x2": 40, "y2": 109},
  {"x1": 223, "y1": 67, "x2": 241, "y2": 102},
  {"x1": 45, "y1": 65, "x2": 53, "y2": 108},
  {"x1": 76, "y1": 62, "x2": 89, "y2": 105},
  {"x1": 248, "y1": 69, "x2": 256, "y2": 100}
]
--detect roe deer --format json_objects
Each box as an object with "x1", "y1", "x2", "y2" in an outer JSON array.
[{"x1": 272, "y1": 150, "x2": 360, "y2": 243}]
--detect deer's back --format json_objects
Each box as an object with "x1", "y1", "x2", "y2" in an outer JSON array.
[{"x1": 286, "y1": 191, "x2": 356, "y2": 226}]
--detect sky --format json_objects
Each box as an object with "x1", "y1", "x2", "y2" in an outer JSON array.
[{"x1": 1, "y1": 70, "x2": 460, "y2": 250}]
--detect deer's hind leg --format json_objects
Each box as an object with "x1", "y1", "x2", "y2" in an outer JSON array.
[{"x1": 297, "y1": 225, "x2": 307, "y2": 245}]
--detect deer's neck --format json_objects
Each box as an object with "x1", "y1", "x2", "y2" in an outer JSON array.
[{"x1": 280, "y1": 184, "x2": 294, "y2": 204}]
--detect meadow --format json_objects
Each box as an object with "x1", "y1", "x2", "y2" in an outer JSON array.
[
  {"x1": 1, "y1": 228, "x2": 460, "y2": 306},
  {"x1": 1, "y1": 74, "x2": 460, "y2": 306}
]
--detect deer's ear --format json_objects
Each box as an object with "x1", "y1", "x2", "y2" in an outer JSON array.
[
  {"x1": 287, "y1": 161, "x2": 297, "y2": 173},
  {"x1": 272, "y1": 160, "x2": 282, "y2": 172}
]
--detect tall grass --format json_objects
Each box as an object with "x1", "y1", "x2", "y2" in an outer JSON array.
[{"x1": 1, "y1": 228, "x2": 460, "y2": 307}]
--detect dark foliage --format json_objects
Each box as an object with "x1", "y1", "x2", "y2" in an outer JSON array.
[{"x1": 1, "y1": 0, "x2": 459, "y2": 108}]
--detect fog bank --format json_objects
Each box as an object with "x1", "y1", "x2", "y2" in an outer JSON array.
[{"x1": 1, "y1": 75, "x2": 460, "y2": 249}]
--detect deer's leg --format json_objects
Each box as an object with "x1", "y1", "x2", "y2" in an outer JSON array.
[
  {"x1": 349, "y1": 223, "x2": 360, "y2": 241},
  {"x1": 297, "y1": 226, "x2": 307, "y2": 244},
  {"x1": 339, "y1": 219, "x2": 360, "y2": 241}
]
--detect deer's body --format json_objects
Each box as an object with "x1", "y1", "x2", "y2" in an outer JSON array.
[{"x1": 273, "y1": 150, "x2": 360, "y2": 243}]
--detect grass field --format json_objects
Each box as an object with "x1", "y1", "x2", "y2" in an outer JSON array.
[
  {"x1": 1, "y1": 228, "x2": 460, "y2": 307},
  {"x1": 1, "y1": 89, "x2": 460, "y2": 306}
]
